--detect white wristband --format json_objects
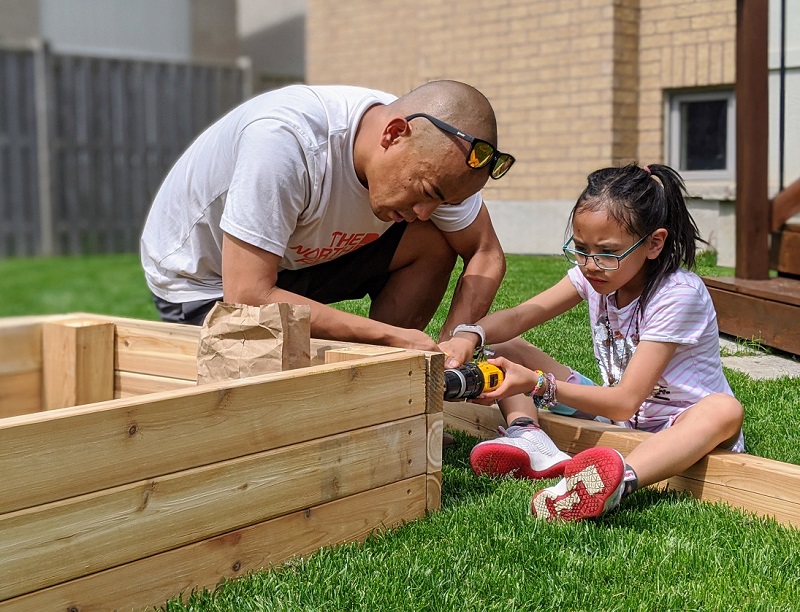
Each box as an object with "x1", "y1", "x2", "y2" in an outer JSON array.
[{"x1": 452, "y1": 324, "x2": 485, "y2": 349}]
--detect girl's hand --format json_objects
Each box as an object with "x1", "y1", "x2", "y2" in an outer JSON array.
[
  {"x1": 438, "y1": 336, "x2": 477, "y2": 369},
  {"x1": 477, "y1": 356, "x2": 539, "y2": 401}
]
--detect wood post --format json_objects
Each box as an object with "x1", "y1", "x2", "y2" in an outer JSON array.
[
  {"x1": 425, "y1": 352, "x2": 445, "y2": 513},
  {"x1": 42, "y1": 320, "x2": 114, "y2": 410},
  {"x1": 735, "y1": 0, "x2": 770, "y2": 279}
]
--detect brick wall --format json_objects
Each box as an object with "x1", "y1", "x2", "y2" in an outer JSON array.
[
  {"x1": 307, "y1": 0, "x2": 736, "y2": 202},
  {"x1": 637, "y1": 0, "x2": 736, "y2": 163}
]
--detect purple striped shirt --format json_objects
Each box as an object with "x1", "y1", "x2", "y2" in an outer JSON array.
[{"x1": 568, "y1": 266, "x2": 740, "y2": 443}]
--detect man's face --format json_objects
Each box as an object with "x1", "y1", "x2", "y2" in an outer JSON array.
[{"x1": 367, "y1": 131, "x2": 489, "y2": 223}]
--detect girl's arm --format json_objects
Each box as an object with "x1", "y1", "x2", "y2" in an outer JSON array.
[
  {"x1": 481, "y1": 339, "x2": 678, "y2": 421},
  {"x1": 440, "y1": 275, "x2": 582, "y2": 366}
]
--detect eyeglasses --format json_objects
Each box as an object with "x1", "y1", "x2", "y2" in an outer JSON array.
[
  {"x1": 562, "y1": 234, "x2": 649, "y2": 270},
  {"x1": 405, "y1": 113, "x2": 515, "y2": 180}
]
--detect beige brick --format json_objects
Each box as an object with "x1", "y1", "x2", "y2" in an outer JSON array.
[
  {"x1": 660, "y1": 45, "x2": 673, "y2": 85},
  {"x1": 691, "y1": 14, "x2": 729, "y2": 31},
  {"x1": 696, "y1": 43, "x2": 710, "y2": 85},
  {"x1": 672, "y1": 46, "x2": 686, "y2": 87},
  {"x1": 647, "y1": 5, "x2": 678, "y2": 21},
  {"x1": 723, "y1": 40, "x2": 736, "y2": 82},
  {"x1": 673, "y1": 29, "x2": 709, "y2": 45},
  {"x1": 708, "y1": 26, "x2": 735, "y2": 43}
]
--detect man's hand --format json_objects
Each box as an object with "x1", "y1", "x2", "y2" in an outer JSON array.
[
  {"x1": 438, "y1": 336, "x2": 478, "y2": 369},
  {"x1": 392, "y1": 328, "x2": 441, "y2": 352}
]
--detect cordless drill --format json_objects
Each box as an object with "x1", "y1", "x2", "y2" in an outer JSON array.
[{"x1": 443, "y1": 361, "x2": 505, "y2": 400}]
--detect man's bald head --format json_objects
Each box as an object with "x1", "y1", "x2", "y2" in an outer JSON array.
[
  {"x1": 355, "y1": 80, "x2": 501, "y2": 220},
  {"x1": 388, "y1": 80, "x2": 498, "y2": 145}
]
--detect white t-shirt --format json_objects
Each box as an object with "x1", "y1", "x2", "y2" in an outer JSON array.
[
  {"x1": 568, "y1": 266, "x2": 741, "y2": 436},
  {"x1": 141, "y1": 85, "x2": 483, "y2": 302}
]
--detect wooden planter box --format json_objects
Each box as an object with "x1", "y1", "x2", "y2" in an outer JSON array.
[{"x1": 0, "y1": 314, "x2": 444, "y2": 611}]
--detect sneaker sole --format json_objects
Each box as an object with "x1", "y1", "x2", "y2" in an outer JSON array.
[
  {"x1": 530, "y1": 447, "x2": 624, "y2": 521},
  {"x1": 470, "y1": 443, "x2": 569, "y2": 480}
]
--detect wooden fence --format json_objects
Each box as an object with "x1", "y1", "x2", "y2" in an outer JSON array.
[{"x1": 0, "y1": 42, "x2": 249, "y2": 257}]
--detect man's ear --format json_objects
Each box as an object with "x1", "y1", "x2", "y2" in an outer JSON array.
[
  {"x1": 647, "y1": 228, "x2": 668, "y2": 259},
  {"x1": 380, "y1": 117, "x2": 411, "y2": 150}
]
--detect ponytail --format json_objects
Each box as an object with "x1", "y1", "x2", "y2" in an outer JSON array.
[{"x1": 569, "y1": 163, "x2": 705, "y2": 309}]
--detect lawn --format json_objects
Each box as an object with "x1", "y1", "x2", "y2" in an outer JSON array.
[{"x1": 2, "y1": 252, "x2": 800, "y2": 610}]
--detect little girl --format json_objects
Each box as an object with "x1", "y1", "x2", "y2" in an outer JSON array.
[{"x1": 442, "y1": 163, "x2": 745, "y2": 522}]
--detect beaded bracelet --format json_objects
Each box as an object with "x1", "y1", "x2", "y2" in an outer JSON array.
[
  {"x1": 533, "y1": 372, "x2": 559, "y2": 409},
  {"x1": 524, "y1": 370, "x2": 545, "y2": 398}
]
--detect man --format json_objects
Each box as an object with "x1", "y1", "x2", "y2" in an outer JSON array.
[{"x1": 141, "y1": 80, "x2": 513, "y2": 351}]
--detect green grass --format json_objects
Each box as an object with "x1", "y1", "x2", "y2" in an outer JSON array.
[
  {"x1": 3, "y1": 252, "x2": 800, "y2": 611},
  {"x1": 0, "y1": 253, "x2": 158, "y2": 320}
]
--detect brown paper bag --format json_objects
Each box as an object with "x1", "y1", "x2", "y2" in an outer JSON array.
[{"x1": 196, "y1": 302, "x2": 311, "y2": 385}]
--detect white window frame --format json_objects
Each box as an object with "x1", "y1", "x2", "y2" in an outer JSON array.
[{"x1": 666, "y1": 90, "x2": 736, "y2": 182}]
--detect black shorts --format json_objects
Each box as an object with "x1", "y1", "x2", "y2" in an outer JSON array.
[{"x1": 152, "y1": 222, "x2": 408, "y2": 326}]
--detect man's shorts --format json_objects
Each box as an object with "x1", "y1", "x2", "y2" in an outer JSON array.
[{"x1": 152, "y1": 222, "x2": 408, "y2": 326}]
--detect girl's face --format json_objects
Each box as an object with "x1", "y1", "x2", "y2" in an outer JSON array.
[{"x1": 570, "y1": 208, "x2": 656, "y2": 303}]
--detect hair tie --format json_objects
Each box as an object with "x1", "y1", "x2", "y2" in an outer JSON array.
[{"x1": 642, "y1": 165, "x2": 663, "y2": 187}]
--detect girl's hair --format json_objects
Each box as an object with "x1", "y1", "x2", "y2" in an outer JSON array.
[{"x1": 566, "y1": 163, "x2": 705, "y2": 308}]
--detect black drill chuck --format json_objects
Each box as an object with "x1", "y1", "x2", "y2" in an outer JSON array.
[{"x1": 443, "y1": 362, "x2": 505, "y2": 401}]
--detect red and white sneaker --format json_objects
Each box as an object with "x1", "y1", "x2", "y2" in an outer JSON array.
[
  {"x1": 530, "y1": 446, "x2": 625, "y2": 521},
  {"x1": 470, "y1": 424, "x2": 571, "y2": 480}
]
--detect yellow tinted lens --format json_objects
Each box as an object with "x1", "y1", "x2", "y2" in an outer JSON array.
[
  {"x1": 468, "y1": 141, "x2": 494, "y2": 168},
  {"x1": 491, "y1": 154, "x2": 514, "y2": 178}
]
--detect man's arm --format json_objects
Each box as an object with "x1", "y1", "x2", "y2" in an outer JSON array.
[
  {"x1": 437, "y1": 202, "x2": 506, "y2": 342},
  {"x1": 221, "y1": 233, "x2": 440, "y2": 351}
]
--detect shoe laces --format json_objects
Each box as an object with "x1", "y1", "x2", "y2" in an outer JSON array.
[{"x1": 498, "y1": 424, "x2": 540, "y2": 437}]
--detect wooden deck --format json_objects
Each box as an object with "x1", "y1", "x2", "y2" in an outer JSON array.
[{"x1": 703, "y1": 275, "x2": 800, "y2": 355}]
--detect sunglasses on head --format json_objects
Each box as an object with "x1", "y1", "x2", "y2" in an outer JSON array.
[{"x1": 405, "y1": 113, "x2": 515, "y2": 180}]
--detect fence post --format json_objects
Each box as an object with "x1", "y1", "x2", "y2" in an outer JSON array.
[{"x1": 32, "y1": 40, "x2": 54, "y2": 256}]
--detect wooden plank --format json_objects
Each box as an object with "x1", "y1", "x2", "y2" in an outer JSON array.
[
  {"x1": 655, "y1": 472, "x2": 800, "y2": 528},
  {"x1": 703, "y1": 275, "x2": 800, "y2": 307},
  {"x1": 0, "y1": 416, "x2": 426, "y2": 601},
  {"x1": 0, "y1": 322, "x2": 41, "y2": 375},
  {"x1": 426, "y1": 413, "x2": 443, "y2": 512},
  {"x1": 777, "y1": 227, "x2": 800, "y2": 277},
  {"x1": 310, "y1": 339, "x2": 359, "y2": 365},
  {"x1": 425, "y1": 351, "x2": 444, "y2": 415},
  {"x1": 114, "y1": 319, "x2": 200, "y2": 380},
  {"x1": 114, "y1": 370, "x2": 196, "y2": 398},
  {"x1": 0, "y1": 477, "x2": 427, "y2": 611},
  {"x1": 705, "y1": 283, "x2": 800, "y2": 355},
  {"x1": 770, "y1": 178, "x2": 800, "y2": 232},
  {"x1": 42, "y1": 320, "x2": 115, "y2": 410},
  {"x1": 324, "y1": 345, "x2": 406, "y2": 363},
  {"x1": 443, "y1": 400, "x2": 505, "y2": 440},
  {"x1": 0, "y1": 372, "x2": 41, "y2": 417},
  {"x1": 0, "y1": 353, "x2": 427, "y2": 514},
  {"x1": 0, "y1": 314, "x2": 47, "y2": 418},
  {"x1": 424, "y1": 353, "x2": 444, "y2": 512},
  {"x1": 0, "y1": 313, "x2": 93, "y2": 328}
]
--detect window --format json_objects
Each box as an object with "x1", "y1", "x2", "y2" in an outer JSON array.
[{"x1": 668, "y1": 90, "x2": 736, "y2": 180}]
